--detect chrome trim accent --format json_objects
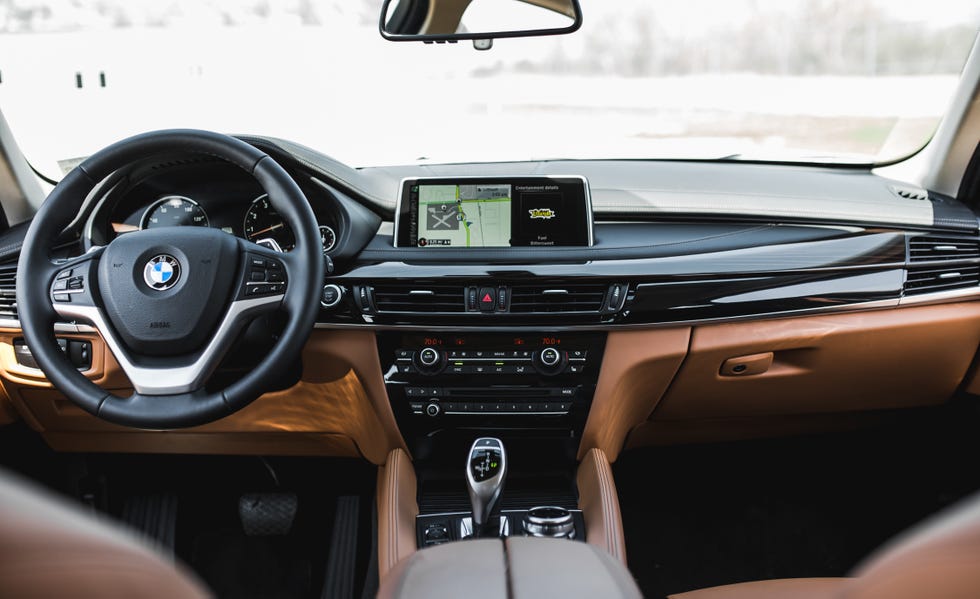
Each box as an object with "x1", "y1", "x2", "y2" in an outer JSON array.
[
  {"x1": 393, "y1": 175, "x2": 594, "y2": 247},
  {"x1": 0, "y1": 319, "x2": 79, "y2": 333},
  {"x1": 542, "y1": 289, "x2": 569, "y2": 295},
  {"x1": 899, "y1": 286, "x2": 980, "y2": 306},
  {"x1": 52, "y1": 295, "x2": 282, "y2": 395},
  {"x1": 408, "y1": 290, "x2": 435, "y2": 296}
]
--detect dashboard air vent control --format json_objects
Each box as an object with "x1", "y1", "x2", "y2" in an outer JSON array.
[
  {"x1": 909, "y1": 234, "x2": 980, "y2": 262},
  {"x1": 906, "y1": 234, "x2": 980, "y2": 296},
  {"x1": 372, "y1": 284, "x2": 465, "y2": 313},
  {"x1": 509, "y1": 283, "x2": 610, "y2": 313}
]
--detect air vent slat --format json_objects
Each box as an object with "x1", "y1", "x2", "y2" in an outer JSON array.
[
  {"x1": 906, "y1": 234, "x2": 980, "y2": 295},
  {"x1": 0, "y1": 262, "x2": 16, "y2": 320}
]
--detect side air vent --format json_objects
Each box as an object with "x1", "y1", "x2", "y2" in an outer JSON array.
[
  {"x1": 372, "y1": 283, "x2": 465, "y2": 313},
  {"x1": 909, "y1": 234, "x2": 980, "y2": 262},
  {"x1": 510, "y1": 283, "x2": 609, "y2": 313},
  {"x1": 906, "y1": 234, "x2": 980, "y2": 295},
  {"x1": 0, "y1": 262, "x2": 16, "y2": 320}
]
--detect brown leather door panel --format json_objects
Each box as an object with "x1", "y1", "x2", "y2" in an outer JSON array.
[{"x1": 652, "y1": 303, "x2": 980, "y2": 421}]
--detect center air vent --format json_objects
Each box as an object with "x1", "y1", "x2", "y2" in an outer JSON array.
[
  {"x1": 372, "y1": 283, "x2": 465, "y2": 313},
  {"x1": 905, "y1": 234, "x2": 980, "y2": 295},
  {"x1": 362, "y1": 281, "x2": 628, "y2": 316},
  {"x1": 510, "y1": 283, "x2": 609, "y2": 313}
]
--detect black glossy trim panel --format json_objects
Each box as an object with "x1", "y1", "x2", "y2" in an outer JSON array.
[{"x1": 311, "y1": 224, "x2": 980, "y2": 328}]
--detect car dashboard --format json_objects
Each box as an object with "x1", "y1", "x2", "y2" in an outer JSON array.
[{"x1": 1, "y1": 135, "x2": 979, "y2": 467}]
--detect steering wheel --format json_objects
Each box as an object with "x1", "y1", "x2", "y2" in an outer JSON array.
[{"x1": 16, "y1": 130, "x2": 324, "y2": 429}]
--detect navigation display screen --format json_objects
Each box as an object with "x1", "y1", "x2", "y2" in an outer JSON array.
[{"x1": 395, "y1": 176, "x2": 592, "y2": 248}]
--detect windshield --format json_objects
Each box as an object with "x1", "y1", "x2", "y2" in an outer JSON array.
[{"x1": 0, "y1": 0, "x2": 977, "y2": 181}]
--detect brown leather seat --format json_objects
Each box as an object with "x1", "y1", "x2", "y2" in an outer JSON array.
[
  {"x1": 671, "y1": 490, "x2": 980, "y2": 599},
  {"x1": 0, "y1": 468, "x2": 212, "y2": 598}
]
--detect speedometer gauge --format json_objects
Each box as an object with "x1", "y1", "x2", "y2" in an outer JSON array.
[
  {"x1": 141, "y1": 196, "x2": 209, "y2": 229},
  {"x1": 243, "y1": 194, "x2": 295, "y2": 252}
]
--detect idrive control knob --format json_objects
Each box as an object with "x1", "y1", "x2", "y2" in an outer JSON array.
[{"x1": 524, "y1": 506, "x2": 575, "y2": 538}]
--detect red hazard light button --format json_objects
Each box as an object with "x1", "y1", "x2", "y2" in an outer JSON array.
[{"x1": 478, "y1": 287, "x2": 496, "y2": 312}]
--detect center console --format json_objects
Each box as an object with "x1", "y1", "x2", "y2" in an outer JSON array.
[
  {"x1": 377, "y1": 331, "x2": 607, "y2": 550},
  {"x1": 378, "y1": 331, "x2": 606, "y2": 459}
]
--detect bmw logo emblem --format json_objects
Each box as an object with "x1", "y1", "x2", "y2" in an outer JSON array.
[{"x1": 143, "y1": 254, "x2": 181, "y2": 291}]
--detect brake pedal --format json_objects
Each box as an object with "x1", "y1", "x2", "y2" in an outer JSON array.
[{"x1": 239, "y1": 492, "x2": 298, "y2": 536}]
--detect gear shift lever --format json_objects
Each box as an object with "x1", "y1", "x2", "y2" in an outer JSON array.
[{"x1": 465, "y1": 437, "x2": 507, "y2": 537}]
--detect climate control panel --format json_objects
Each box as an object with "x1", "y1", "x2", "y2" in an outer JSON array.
[
  {"x1": 379, "y1": 332, "x2": 606, "y2": 456},
  {"x1": 394, "y1": 345, "x2": 587, "y2": 377}
]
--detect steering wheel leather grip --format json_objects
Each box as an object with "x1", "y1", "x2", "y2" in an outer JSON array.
[{"x1": 16, "y1": 129, "x2": 324, "y2": 429}]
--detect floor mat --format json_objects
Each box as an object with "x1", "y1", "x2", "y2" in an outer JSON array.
[
  {"x1": 614, "y1": 404, "x2": 980, "y2": 598},
  {"x1": 73, "y1": 454, "x2": 377, "y2": 599},
  {"x1": 192, "y1": 531, "x2": 314, "y2": 599}
]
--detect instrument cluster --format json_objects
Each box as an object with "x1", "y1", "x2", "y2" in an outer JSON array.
[{"x1": 101, "y1": 169, "x2": 339, "y2": 255}]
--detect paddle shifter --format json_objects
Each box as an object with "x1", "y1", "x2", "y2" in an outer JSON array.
[{"x1": 465, "y1": 437, "x2": 507, "y2": 538}]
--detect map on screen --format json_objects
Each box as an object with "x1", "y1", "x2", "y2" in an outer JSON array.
[{"x1": 416, "y1": 184, "x2": 512, "y2": 247}]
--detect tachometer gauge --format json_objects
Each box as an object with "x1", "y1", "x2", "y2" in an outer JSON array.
[
  {"x1": 243, "y1": 194, "x2": 295, "y2": 252},
  {"x1": 319, "y1": 225, "x2": 337, "y2": 253},
  {"x1": 141, "y1": 196, "x2": 209, "y2": 229}
]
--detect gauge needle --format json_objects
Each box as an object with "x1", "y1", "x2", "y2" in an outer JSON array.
[{"x1": 249, "y1": 223, "x2": 284, "y2": 237}]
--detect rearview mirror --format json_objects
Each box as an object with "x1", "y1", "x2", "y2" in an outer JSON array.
[{"x1": 380, "y1": 0, "x2": 582, "y2": 49}]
